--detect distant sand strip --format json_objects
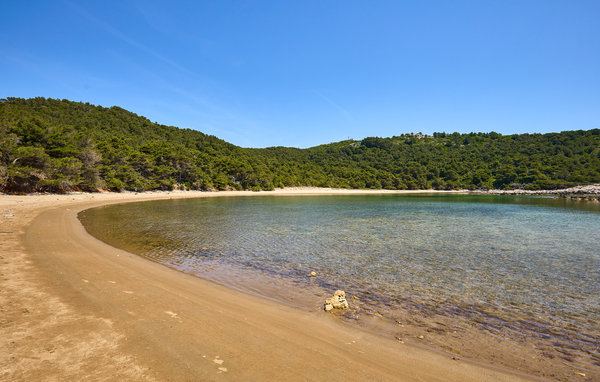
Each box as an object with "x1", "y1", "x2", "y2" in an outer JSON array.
[{"x1": 1, "y1": 189, "x2": 533, "y2": 381}]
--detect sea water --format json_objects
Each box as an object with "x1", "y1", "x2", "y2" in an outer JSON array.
[{"x1": 79, "y1": 194, "x2": 600, "y2": 378}]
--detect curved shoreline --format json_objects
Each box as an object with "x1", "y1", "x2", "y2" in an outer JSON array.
[{"x1": 2, "y1": 190, "x2": 536, "y2": 381}]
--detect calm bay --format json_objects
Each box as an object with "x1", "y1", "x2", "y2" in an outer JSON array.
[{"x1": 79, "y1": 194, "x2": 600, "y2": 379}]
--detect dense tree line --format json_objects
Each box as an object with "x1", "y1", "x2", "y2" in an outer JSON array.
[{"x1": 1, "y1": 97, "x2": 599, "y2": 193}]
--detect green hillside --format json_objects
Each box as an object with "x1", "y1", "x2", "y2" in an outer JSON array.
[{"x1": 1, "y1": 97, "x2": 599, "y2": 193}]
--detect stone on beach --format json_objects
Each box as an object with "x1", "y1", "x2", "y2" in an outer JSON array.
[{"x1": 324, "y1": 290, "x2": 349, "y2": 311}]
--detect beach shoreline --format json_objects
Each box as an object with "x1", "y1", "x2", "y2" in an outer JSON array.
[{"x1": 0, "y1": 188, "x2": 558, "y2": 380}]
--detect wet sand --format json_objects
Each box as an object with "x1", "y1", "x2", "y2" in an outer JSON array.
[{"x1": 1, "y1": 189, "x2": 536, "y2": 381}]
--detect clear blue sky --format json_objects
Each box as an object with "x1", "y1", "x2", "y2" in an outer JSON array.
[{"x1": 1, "y1": 1, "x2": 599, "y2": 148}]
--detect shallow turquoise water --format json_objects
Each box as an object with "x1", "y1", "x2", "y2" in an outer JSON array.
[{"x1": 79, "y1": 194, "x2": 600, "y2": 371}]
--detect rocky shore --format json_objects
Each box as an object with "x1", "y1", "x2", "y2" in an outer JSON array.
[{"x1": 472, "y1": 183, "x2": 600, "y2": 196}]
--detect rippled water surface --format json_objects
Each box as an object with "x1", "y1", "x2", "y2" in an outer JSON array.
[{"x1": 79, "y1": 194, "x2": 600, "y2": 378}]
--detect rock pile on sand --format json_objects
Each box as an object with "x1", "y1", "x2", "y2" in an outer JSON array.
[{"x1": 324, "y1": 290, "x2": 349, "y2": 311}]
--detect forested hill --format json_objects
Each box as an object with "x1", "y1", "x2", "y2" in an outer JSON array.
[{"x1": 1, "y1": 97, "x2": 599, "y2": 193}]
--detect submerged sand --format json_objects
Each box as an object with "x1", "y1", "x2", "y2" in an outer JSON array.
[{"x1": 1, "y1": 189, "x2": 537, "y2": 381}]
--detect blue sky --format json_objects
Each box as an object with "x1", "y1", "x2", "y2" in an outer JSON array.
[{"x1": 1, "y1": 1, "x2": 599, "y2": 148}]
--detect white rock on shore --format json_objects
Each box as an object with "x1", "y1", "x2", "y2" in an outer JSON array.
[{"x1": 324, "y1": 290, "x2": 349, "y2": 311}]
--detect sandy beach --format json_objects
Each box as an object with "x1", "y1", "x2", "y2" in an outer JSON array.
[{"x1": 1, "y1": 189, "x2": 536, "y2": 381}]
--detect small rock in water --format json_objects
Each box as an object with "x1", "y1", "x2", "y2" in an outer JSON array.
[
  {"x1": 308, "y1": 271, "x2": 317, "y2": 277},
  {"x1": 324, "y1": 290, "x2": 349, "y2": 311}
]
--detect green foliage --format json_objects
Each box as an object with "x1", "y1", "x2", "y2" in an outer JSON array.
[{"x1": 1, "y1": 97, "x2": 599, "y2": 193}]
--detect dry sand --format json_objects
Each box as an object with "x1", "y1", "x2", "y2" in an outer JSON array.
[{"x1": 0, "y1": 189, "x2": 536, "y2": 381}]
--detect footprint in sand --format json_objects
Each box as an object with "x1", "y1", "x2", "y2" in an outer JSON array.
[
  {"x1": 164, "y1": 311, "x2": 180, "y2": 319},
  {"x1": 213, "y1": 358, "x2": 224, "y2": 365},
  {"x1": 213, "y1": 356, "x2": 228, "y2": 373}
]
